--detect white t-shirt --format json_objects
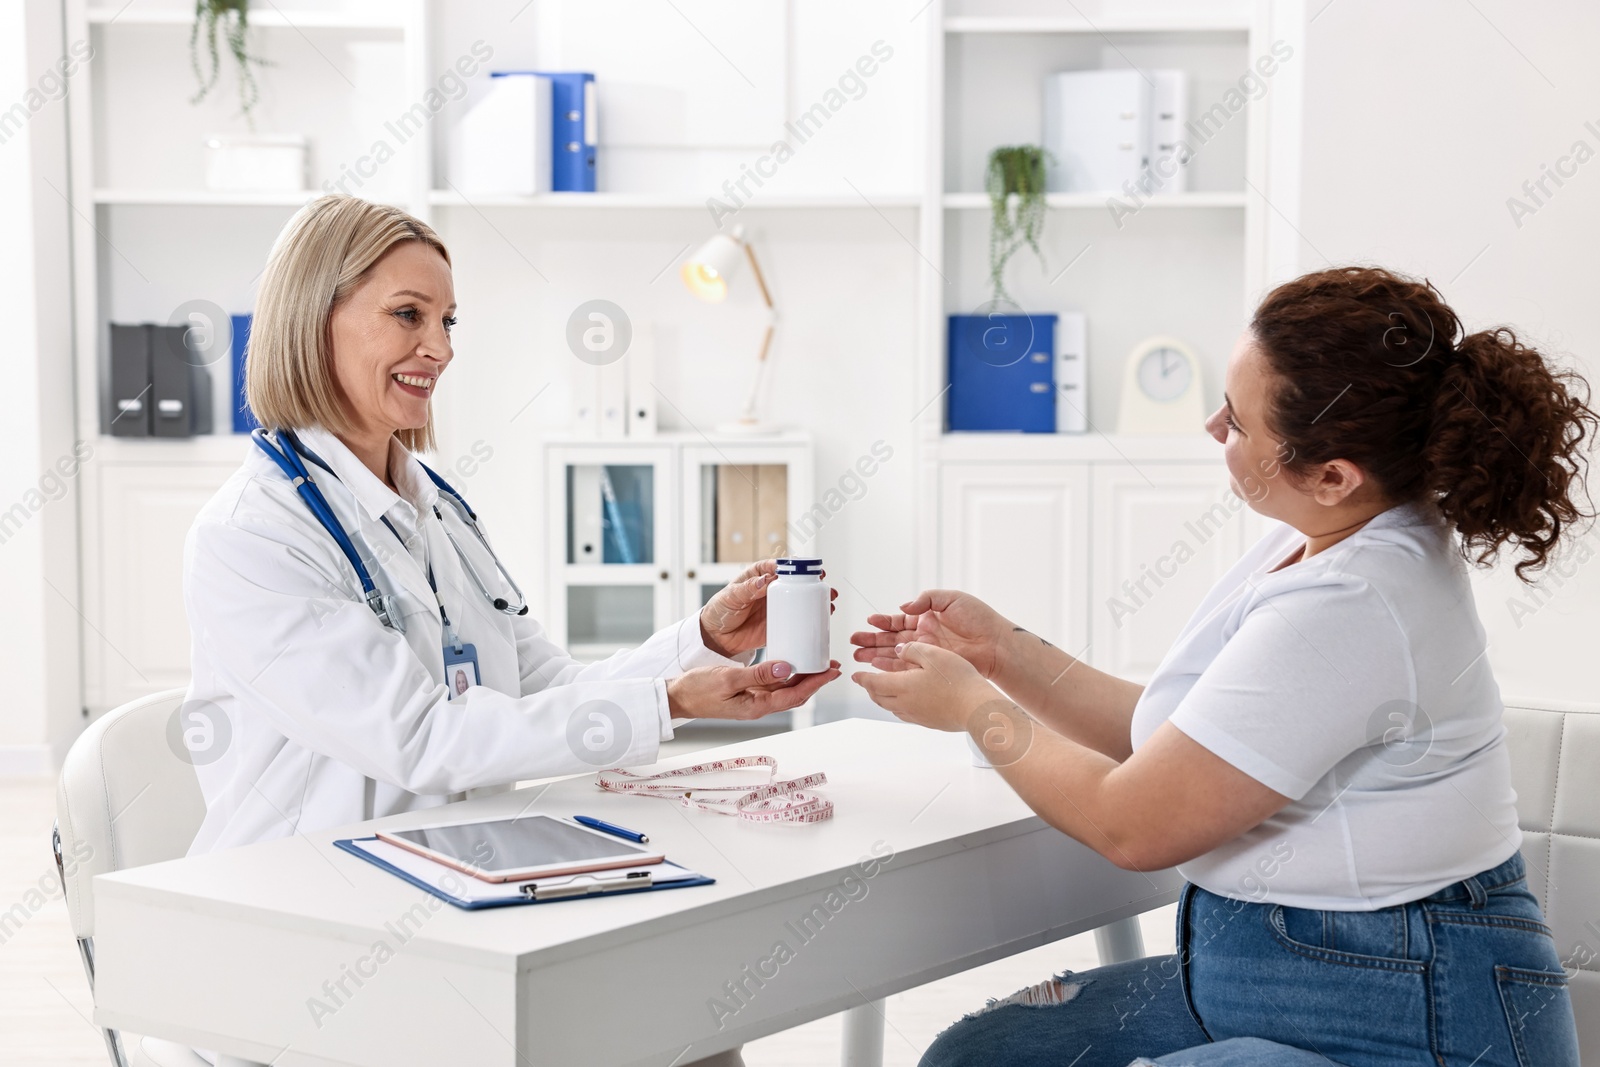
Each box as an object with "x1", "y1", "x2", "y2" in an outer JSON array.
[{"x1": 1129, "y1": 498, "x2": 1521, "y2": 910}]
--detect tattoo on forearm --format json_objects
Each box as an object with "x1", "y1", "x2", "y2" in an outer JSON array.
[{"x1": 1013, "y1": 626, "x2": 1053, "y2": 648}]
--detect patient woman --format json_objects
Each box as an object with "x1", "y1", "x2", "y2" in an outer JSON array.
[{"x1": 853, "y1": 267, "x2": 1592, "y2": 1067}]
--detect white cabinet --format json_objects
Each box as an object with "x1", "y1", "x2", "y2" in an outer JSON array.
[
  {"x1": 1089, "y1": 464, "x2": 1251, "y2": 680},
  {"x1": 82, "y1": 457, "x2": 238, "y2": 714},
  {"x1": 937, "y1": 452, "x2": 1267, "y2": 685},
  {"x1": 938, "y1": 463, "x2": 1091, "y2": 658},
  {"x1": 541, "y1": 433, "x2": 814, "y2": 662}
]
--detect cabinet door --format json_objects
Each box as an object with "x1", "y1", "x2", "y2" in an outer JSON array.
[
  {"x1": 1090, "y1": 463, "x2": 1250, "y2": 682},
  {"x1": 88, "y1": 462, "x2": 238, "y2": 712},
  {"x1": 937, "y1": 464, "x2": 1090, "y2": 656},
  {"x1": 678, "y1": 442, "x2": 813, "y2": 618},
  {"x1": 546, "y1": 445, "x2": 676, "y2": 660}
]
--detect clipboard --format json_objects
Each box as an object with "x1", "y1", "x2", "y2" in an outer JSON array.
[{"x1": 335, "y1": 836, "x2": 714, "y2": 910}]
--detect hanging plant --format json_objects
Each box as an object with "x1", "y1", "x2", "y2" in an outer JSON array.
[
  {"x1": 190, "y1": 0, "x2": 267, "y2": 123},
  {"x1": 984, "y1": 145, "x2": 1051, "y2": 305}
]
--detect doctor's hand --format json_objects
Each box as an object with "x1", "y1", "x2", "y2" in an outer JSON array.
[
  {"x1": 699, "y1": 559, "x2": 839, "y2": 659},
  {"x1": 667, "y1": 658, "x2": 842, "y2": 721},
  {"x1": 850, "y1": 589, "x2": 1011, "y2": 679},
  {"x1": 851, "y1": 641, "x2": 997, "y2": 733}
]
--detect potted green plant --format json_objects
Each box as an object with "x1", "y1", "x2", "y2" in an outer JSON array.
[
  {"x1": 190, "y1": 0, "x2": 266, "y2": 122},
  {"x1": 985, "y1": 144, "x2": 1050, "y2": 304}
]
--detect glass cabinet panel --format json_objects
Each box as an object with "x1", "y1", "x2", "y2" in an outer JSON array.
[
  {"x1": 566, "y1": 464, "x2": 655, "y2": 565},
  {"x1": 696, "y1": 462, "x2": 788, "y2": 565},
  {"x1": 566, "y1": 585, "x2": 655, "y2": 650}
]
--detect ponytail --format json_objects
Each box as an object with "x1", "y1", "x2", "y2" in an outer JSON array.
[
  {"x1": 1251, "y1": 266, "x2": 1597, "y2": 582},
  {"x1": 1426, "y1": 326, "x2": 1596, "y2": 580}
]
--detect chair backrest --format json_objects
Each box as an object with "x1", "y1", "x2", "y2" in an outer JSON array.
[
  {"x1": 1502, "y1": 697, "x2": 1600, "y2": 1058},
  {"x1": 55, "y1": 687, "x2": 205, "y2": 940}
]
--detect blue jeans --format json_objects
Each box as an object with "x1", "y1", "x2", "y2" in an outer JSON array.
[{"x1": 920, "y1": 851, "x2": 1579, "y2": 1067}]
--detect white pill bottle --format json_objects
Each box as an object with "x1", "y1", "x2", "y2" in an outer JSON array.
[{"x1": 764, "y1": 557, "x2": 829, "y2": 674}]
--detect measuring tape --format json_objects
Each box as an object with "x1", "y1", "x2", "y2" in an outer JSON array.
[{"x1": 596, "y1": 755, "x2": 833, "y2": 824}]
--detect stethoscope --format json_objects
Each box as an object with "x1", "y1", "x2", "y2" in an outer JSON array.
[{"x1": 250, "y1": 428, "x2": 528, "y2": 634}]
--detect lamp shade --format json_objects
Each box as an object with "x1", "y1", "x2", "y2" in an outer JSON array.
[{"x1": 680, "y1": 228, "x2": 746, "y2": 302}]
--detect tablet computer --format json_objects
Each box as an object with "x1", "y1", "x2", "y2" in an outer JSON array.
[{"x1": 375, "y1": 814, "x2": 665, "y2": 883}]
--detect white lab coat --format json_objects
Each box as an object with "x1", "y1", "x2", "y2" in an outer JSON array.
[{"x1": 182, "y1": 426, "x2": 747, "y2": 855}]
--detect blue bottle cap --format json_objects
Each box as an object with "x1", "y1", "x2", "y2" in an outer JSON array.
[{"x1": 774, "y1": 557, "x2": 823, "y2": 575}]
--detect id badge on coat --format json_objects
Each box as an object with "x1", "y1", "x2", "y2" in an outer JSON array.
[{"x1": 443, "y1": 643, "x2": 480, "y2": 698}]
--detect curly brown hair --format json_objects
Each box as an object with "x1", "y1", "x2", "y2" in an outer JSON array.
[{"x1": 1250, "y1": 266, "x2": 1597, "y2": 582}]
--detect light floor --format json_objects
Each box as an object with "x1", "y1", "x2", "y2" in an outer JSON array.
[{"x1": 0, "y1": 725, "x2": 1177, "y2": 1067}]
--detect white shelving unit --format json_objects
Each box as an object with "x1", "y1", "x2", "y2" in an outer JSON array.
[
  {"x1": 942, "y1": 190, "x2": 1248, "y2": 209},
  {"x1": 84, "y1": 4, "x2": 411, "y2": 28},
  {"x1": 944, "y1": 13, "x2": 1255, "y2": 34},
  {"x1": 427, "y1": 191, "x2": 922, "y2": 210},
  {"x1": 912, "y1": 0, "x2": 1302, "y2": 674},
  {"x1": 66, "y1": 0, "x2": 432, "y2": 434},
  {"x1": 90, "y1": 188, "x2": 341, "y2": 206},
  {"x1": 64, "y1": 0, "x2": 432, "y2": 713}
]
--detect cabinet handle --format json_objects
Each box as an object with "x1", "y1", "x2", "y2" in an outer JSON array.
[
  {"x1": 686, "y1": 569, "x2": 696, "y2": 579},
  {"x1": 659, "y1": 570, "x2": 670, "y2": 581}
]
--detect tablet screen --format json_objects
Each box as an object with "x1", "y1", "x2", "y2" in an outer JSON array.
[{"x1": 385, "y1": 815, "x2": 651, "y2": 873}]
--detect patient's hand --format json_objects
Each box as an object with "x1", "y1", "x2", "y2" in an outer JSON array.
[
  {"x1": 699, "y1": 559, "x2": 840, "y2": 658},
  {"x1": 850, "y1": 589, "x2": 1011, "y2": 679},
  {"x1": 852, "y1": 641, "x2": 996, "y2": 733}
]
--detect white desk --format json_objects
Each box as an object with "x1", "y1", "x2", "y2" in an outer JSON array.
[{"x1": 91, "y1": 719, "x2": 1181, "y2": 1067}]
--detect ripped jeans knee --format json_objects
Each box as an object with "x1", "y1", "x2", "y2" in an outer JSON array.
[
  {"x1": 963, "y1": 971, "x2": 1090, "y2": 1019},
  {"x1": 917, "y1": 954, "x2": 1204, "y2": 1067}
]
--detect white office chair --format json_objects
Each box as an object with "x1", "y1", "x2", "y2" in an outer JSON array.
[
  {"x1": 53, "y1": 686, "x2": 213, "y2": 1067},
  {"x1": 1502, "y1": 697, "x2": 1600, "y2": 1059}
]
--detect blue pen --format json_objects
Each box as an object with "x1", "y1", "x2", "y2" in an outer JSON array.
[{"x1": 574, "y1": 815, "x2": 649, "y2": 844}]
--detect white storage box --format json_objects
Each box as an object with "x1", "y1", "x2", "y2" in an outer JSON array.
[
  {"x1": 1043, "y1": 69, "x2": 1149, "y2": 193},
  {"x1": 204, "y1": 135, "x2": 308, "y2": 192},
  {"x1": 449, "y1": 72, "x2": 552, "y2": 195}
]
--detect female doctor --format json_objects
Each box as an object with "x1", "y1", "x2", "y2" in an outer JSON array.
[
  {"x1": 181, "y1": 194, "x2": 840, "y2": 872},
  {"x1": 853, "y1": 267, "x2": 1593, "y2": 1066}
]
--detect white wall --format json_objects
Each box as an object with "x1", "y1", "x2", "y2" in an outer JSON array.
[
  {"x1": 1298, "y1": 0, "x2": 1599, "y2": 702},
  {"x1": 0, "y1": 0, "x2": 85, "y2": 772}
]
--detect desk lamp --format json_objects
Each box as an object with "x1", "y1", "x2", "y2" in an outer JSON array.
[{"x1": 681, "y1": 224, "x2": 780, "y2": 434}]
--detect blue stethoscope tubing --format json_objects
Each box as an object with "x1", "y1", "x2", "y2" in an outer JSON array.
[{"x1": 250, "y1": 428, "x2": 528, "y2": 631}]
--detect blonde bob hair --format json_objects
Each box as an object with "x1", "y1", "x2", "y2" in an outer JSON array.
[{"x1": 246, "y1": 195, "x2": 450, "y2": 453}]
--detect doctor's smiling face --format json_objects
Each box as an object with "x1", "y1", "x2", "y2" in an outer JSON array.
[{"x1": 328, "y1": 239, "x2": 456, "y2": 469}]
